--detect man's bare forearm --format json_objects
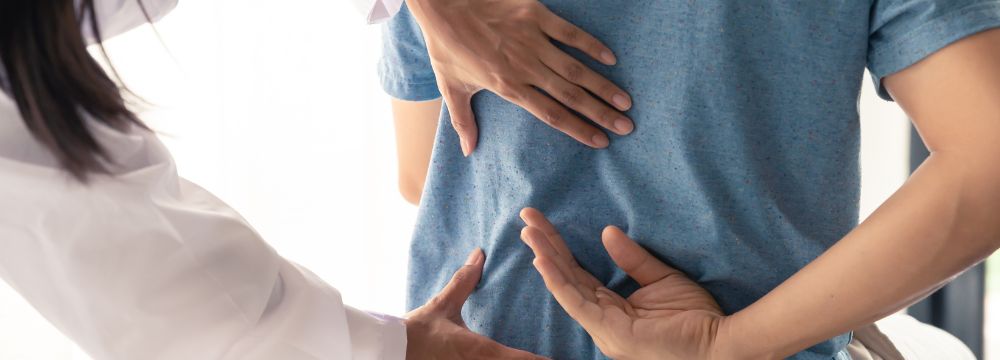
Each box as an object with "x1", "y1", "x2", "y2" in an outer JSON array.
[
  {"x1": 718, "y1": 29, "x2": 1000, "y2": 359},
  {"x1": 720, "y1": 151, "x2": 1000, "y2": 359}
]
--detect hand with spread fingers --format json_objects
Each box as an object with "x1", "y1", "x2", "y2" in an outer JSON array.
[
  {"x1": 518, "y1": 208, "x2": 734, "y2": 360},
  {"x1": 406, "y1": 0, "x2": 634, "y2": 156},
  {"x1": 405, "y1": 248, "x2": 548, "y2": 360}
]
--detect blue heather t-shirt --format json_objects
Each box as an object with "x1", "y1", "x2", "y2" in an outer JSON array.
[{"x1": 380, "y1": 1, "x2": 1000, "y2": 359}]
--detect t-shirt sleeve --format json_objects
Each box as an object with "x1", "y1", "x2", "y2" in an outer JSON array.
[
  {"x1": 378, "y1": 3, "x2": 442, "y2": 101},
  {"x1": 867, "y1": 0, "x2": 1000, "y2": 101}
]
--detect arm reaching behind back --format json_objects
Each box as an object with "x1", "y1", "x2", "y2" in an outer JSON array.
[
  {"x1": 400, "y1": 0, "x2": 635, "y2": 156},
  {"x1": 521, "y1": 27, "x2": 1000, "y2": 360}
]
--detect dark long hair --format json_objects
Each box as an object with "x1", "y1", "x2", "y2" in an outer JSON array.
[{"x1": 0, "y1": 0, "x2": 147, "y2": 181}]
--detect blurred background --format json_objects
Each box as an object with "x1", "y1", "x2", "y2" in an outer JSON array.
[{"x1": 0, "y1": 0, "x2": 993, "y2": 358}]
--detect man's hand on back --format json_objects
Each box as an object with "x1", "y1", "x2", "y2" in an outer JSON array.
[{"x1": 405, "y1": 0, "x2": 634, "y2": 156}]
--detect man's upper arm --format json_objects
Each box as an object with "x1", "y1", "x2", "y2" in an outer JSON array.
[
  {"x1": 884, "y1": 28, "x2": 1000, "y2": 155},
  {"x1": 380, "y1": 2, "x2": 443, "y2": 204},
  {"x1": 867, "y1": 0, "x2": 1000, "y2": 101}
]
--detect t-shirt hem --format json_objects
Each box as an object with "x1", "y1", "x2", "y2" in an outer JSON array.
[
  {"x1": 868, "y1": 2, "x2": 1000, "y2": 101},
  {"x1": 378, "y1": 67, "x2": 442, "y2": 102}
]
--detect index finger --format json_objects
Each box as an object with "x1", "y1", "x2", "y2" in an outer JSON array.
[
  {"x1": 508, "y1": 86, "x2": 610, "y2": 148},
  {"x1": 519, "y1": 208, "x2": 576, "y2": 263},
  {"x1": 533, "y1": 257, "x2": 606, "y2": 332}
]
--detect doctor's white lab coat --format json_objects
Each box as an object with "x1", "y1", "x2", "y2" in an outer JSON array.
[{"x1": 0, "y1": 0, "x2": 410, "y2": 359}]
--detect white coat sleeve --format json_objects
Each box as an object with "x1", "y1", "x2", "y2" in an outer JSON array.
[
  {"x1": 352, "y1": 0, "x2": 405, "y2": 24},
  {"x1": 81, "y1": 0, "x2": 180, "y2": 43},
  {"x1": 0, "y1": 98, "x2": 407, "y2": 359}
]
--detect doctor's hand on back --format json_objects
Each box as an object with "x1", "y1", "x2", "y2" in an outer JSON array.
[{"x1": 405, "y1": 249, "x2": 544, "y2": 359}]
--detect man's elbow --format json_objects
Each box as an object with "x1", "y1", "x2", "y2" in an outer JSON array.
[
  {"x1": 948, "y1": 147, "x2": 1000, "y2": 251},
  {"x1": 398, "y1": 176, "x2": 424, "y2": 206}
]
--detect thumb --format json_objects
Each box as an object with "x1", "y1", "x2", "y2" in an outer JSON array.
[
  {"x1": 601, "y1": 226, "x2": 676, "y2": 286},
  {"x1": 432, "y1": 248, "x2": 485, "y2": 314},
  {"x1": 443, "y1": 89, "x2": 479, "y2": 157}
]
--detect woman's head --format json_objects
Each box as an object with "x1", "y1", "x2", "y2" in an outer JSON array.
[{"x1": 0, "y1": 0, "x2": 145, "y2": 181}]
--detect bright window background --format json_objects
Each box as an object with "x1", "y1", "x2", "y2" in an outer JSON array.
[
  {"x1": 0, "y1": 0, "x2": 935, "y2": 358},
  {"x1": 988, "y1": 255, "x2": 1000, "y2": 357}
]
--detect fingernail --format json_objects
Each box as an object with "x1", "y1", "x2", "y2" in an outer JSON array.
[
  {"x1": 460, "y1": 139, "x2": 471, "y2": 157},
  {"x1": 465, "y1": 249, "x2": 484, "y2": 265},
  {"x1": 614, "y1": 118, "x2": 634, "y2": 135},
  {"x1": 591, "y1": 134, "x2": 609, "y2": 148},
  {"x1": 601, "y1": 50, "x2": 617, "y2": 65},
  {"x1": 613, "y1": 94, "x2": 631, "y2": 110}
]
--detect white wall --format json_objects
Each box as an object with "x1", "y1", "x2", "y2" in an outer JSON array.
[
  {"x1": 857, "y1": 78, "x2": 911, "y2": 221},
  {"x1": 0, "y1": 1, "x2": 910, "y2": 358}
]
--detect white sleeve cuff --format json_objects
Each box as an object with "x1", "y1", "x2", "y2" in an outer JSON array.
[
  {"x1": 83, "y1": 0, "x2": 179, "y2": 43},
  {"x1": 353, "y1": 0, "x2": 405, "y2": 24},
  {"x1": 344, "y1": 307, "x2": 408, "y2": 360}
]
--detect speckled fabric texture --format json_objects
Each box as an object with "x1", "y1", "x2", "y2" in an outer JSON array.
[{"x1": 379, "y1": 1, "x2": 1000, "y2": 359}]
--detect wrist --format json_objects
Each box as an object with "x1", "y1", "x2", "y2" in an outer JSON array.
[
  {"x1": 403, "y1": 317, "x2": 426, "y2": 359},
  {"x1": 710, "y1": 315, "x2": 781, "y2": 360},
  {"x1": 709, "y1": 316, "x2": 740, "y2": 360}
]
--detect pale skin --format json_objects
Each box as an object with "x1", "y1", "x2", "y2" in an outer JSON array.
[{"x1": 394, "y1": 24, "x2": 1000, "y2": 360}]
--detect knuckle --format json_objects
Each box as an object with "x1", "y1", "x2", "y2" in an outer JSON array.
[
  {"x1": 450, "y1": 118, "x2": 472, "y2": 133},
  {"x1": 598, "y1": 83, "x2": 619, "y2": 99},
  {"x1": 509, "y1": 8, "x2": 529, "y2": 21},
  {"x1": 428, "y1": 294, "x2": 447, "y2": 309},
  {"x1": 561, "y1": 26, "x2": 580, "y2": 43},
  {"x1": 541, "y1": 108, "x2": 563, "y2": 127},
  {"x1": 442, "y1": 84, "x2": 471, "y2": 100},
  {"x1": 493, "y1": 79, "x2": 519, "y2": 99},
  {"x1": 507, "y1": 54, "x2": 536, "y2": 73},
  {"x1": 485, "y1": 61, "x2": 511, "y2": 78},
  {"x1": 598, "y1": 106, "x2": 615, "y2": 124},
  {"x1": 563, "y1": 63, "x2": 585, "y2": 82},
  {"x1": 451, "y1": 269, "x2": 470, "y2": 284},
  {"x1": 558, "y1": 87, "x2": 584, "y2": 107},
  {"x1": 510, "y1": 6, "x2": 537, "y2": 22},
  {"x1": 586, "y1": 40, "x2": 605, "y2": 54}
]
